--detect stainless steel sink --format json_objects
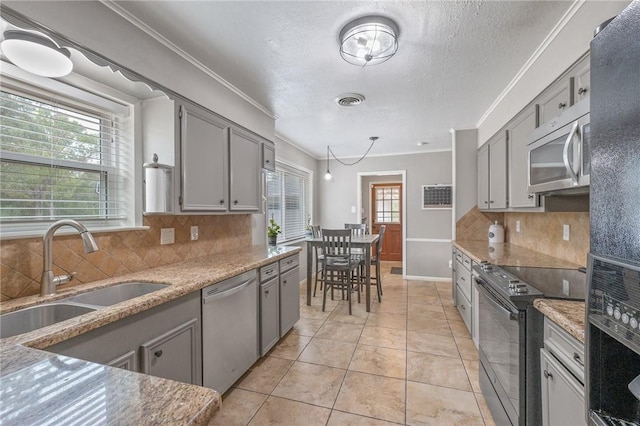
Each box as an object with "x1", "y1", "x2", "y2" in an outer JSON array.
[
  {"x1": 0, "y1": 303, "x2": 97, "y2": 339},
  {"x1": 65, "y1": 282, "x2": 169, "y2": 307}
]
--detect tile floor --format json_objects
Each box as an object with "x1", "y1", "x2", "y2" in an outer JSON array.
[{"x1": 209, "y1": 262, "x2": 496, "y2": 425}]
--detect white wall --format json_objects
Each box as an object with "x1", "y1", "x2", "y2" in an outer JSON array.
[
  {"x1": 4, "y1": 1, "x2": 275, "y2": 140},
  {"x1": 452, "y1": 129, "x2": 478, "y2": 234},
  {"x1": 477, "y1": 0, "x2": 630, "y2": 145},
  {"x1": 319, "y1": 151, "x2": 452, "y2": 280}
]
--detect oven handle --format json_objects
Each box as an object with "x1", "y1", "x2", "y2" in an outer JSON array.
[
  {"x1": 475, "y1": 277, "x2": 519, "y2": 321},
  {"x1": 562, "y1": 121, "x2": 580, "y2": 185}
]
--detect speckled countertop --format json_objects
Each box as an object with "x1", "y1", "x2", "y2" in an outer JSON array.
[
  {"x1": 534, "y1": 299, "x2": 586, "y2": 343},
  {"x1": 0, "y1": 244, "x2": 300, "y2": 425},
  {"x1": 452, "y1": 240, "x2": 582, "y2": 269}
]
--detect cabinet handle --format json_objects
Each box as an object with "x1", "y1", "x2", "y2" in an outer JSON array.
[
  {"x1": 461, "y1": 304, "x2": 466, "y2": 310},
  {"x1": 234, "y1": 200, "x2": 238, "y2": 205},
  {"x1": 558, "y1": 102, "x2": 567, "y2": 109},
  {"x1": 489, "y1": 200, "x2": 494, "y2": 204},
  {"x1": 154, "y1": 350, "x2": 163, "y2": 358},
  {"x1": 265, "y1": 290, "x2": 269, "y2": 295},
  {"x1": 484, "y1": 201, "x2": 488, "y2": 204},
  {"x1": 461, "y1": 276, "x2": 465, "y2": 281},
  {"x1": 578, "y1": 87, "x2": 587, "y2": 95},
  {"x1": 265, "y1": 159, "x2": 270, "y2": 163},
  {"x1": 528, "y1": 194, "x2": 534, "y2": 199},
  {"x1": 283, "y1": 280, "x2": 287, "y2": 285},
  {"x1": 219, "y1": 199, "x2": 225, "y2": 205},
  {"x1": 543, "y1": 370, "x2": 553, "y2": 380},
  {"x1": 573, "y1": 352, "x2": 584, "y2": 366}
]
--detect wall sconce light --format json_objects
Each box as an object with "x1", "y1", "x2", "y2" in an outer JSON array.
[
  {"x1": 339, "y1": 16, "x2": 399, "y2": 67},
  {"x1": 1, "y1": 30, "x2": 73, "y2": 77}
]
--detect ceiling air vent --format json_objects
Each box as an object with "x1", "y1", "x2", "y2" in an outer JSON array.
[{"x1": 336, "y1": 93, "x2": 365, "y2": 107}]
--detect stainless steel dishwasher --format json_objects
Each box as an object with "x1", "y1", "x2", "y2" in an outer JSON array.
[{"x1": 202, "y1": 270, "x2": 258, "y2": 393}]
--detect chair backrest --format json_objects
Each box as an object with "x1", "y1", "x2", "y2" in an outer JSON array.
[
  {"x1": 344, "y1": 223, "x2": 367, "y2": 236},
  {"x1": 376, "y1": 225, "x2": 387, "y2": 257},
  {"x1": 322, "y1": 229, "x2": 352, "y2": 259},
  {"x1": 311, "y1": 225, "x2": 321, "y2": 238}
]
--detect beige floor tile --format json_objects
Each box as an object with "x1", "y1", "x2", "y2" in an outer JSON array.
[
  {"x1": 349, "y1": 345, "x2": 406, "y2": 379},
  {"x1": 408, "y1": 287, "x2": 439, "y2": 299},
  {"x1": 268, "y1": 333, "x2": 311, "y2": 360},
  {"x1": 369, "y1": 300, "x2": 408, "y2": 315},
  {"x1": 334, "y1": 371, "x2": 406, "y2": 424},
  {"x1": 298, "y1": 337, "x2": 357, "y2": 369},
  {"x1": 328, "y1": 301, "x2": 369, "y2": 324},
  {"x1": 290, "y1": 317, "x2": 326, "y2": 337},
  {"x1": 235, "y1": 356, "x2": 293, "y2": 394},
  {"x1": 208, "y1": 388, "x2": 267, "y2": 426},
  {"x1": 408, "y1": 294, "x2": 442, "y2": 305},
  {"x1": 249, "y1": 396, "x2": 331, "y2": 426},
  {"x1": 443, "y1": 305, "x2": 462, "y2": 321},
  {"x1": 455, "y1": 336, "x2": 479, "y2": 360},
  {"x1": 407, "y1": 281, "x2": 437, "y2": 289},
  {"x1": 463, "y1": 359, "x2": 481, "y2": 393},
  {"x1": 435, "y1": 282, "x2": 452, "y2": 293},
  {"x1": 475, "y1": 391, "x2": 497, "y2": 426},
  {"x1": 327, "y1": 410, "x2": 400, "y2": 425},
  {"x1": 408, "y1": 303, "x2": 445, "y2": 316},
  {"x1": 359, "y1": 326, "x2": 407, "y2": 350},
  {"x1": 440, "y1": 296, "x2": 456, "y2": 307},
  {"x1": 407, "y1": 352, "x2": 471, "y2": 391},
  {"x1": 315, "y1": 321, "x2": 364, "y2": 343},
  {"x1": 450, "y1": 319, "x2": 472, "y2": 338},
  {"x1": 406, "y1": 381, "x2": 484, "y2": 425},
  {"x1": 407, "y1": 309, "x2": 447, "y2": 322},
  {"x1": 272, "y1": 361, "x2": 346, "y2": 408},
  {"x1": 300, "y1": 303, "x2": 334, "y2": 320},
  {"x1": 366, "y1": 312, "x2": 407, "y2": 330},
  {"x1": 406, "y1": 331, "x2": 459, "y2": 358},
  {"x1": 407, "y1": 316, "x2": 452, "y2": 336}
]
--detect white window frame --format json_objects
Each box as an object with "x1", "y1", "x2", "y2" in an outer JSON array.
[{"x1": 266, "y1": 159, "x2": 313, "y2": 244}]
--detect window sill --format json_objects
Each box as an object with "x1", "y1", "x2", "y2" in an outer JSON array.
[{"x1": 0, "y1": 225, "x2": 150, "y2": 241}]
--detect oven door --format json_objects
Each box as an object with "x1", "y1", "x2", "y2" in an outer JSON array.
[{"x1": 477, "y1": 279, "x2": 522, "y2": 425}]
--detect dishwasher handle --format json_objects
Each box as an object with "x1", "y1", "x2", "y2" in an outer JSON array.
[{"x1": 203, "y1": 277, "x2": 255, "y2": 304}]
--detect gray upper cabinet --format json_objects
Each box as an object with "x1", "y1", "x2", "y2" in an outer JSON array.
[
  {"x1": 478, "y1": 131, "x2": 508, "y2": 210},
  {"x1": 262, "y1": 141, "x2": 276, "y2": 171},
  {"x1": 572, "y1": 54, "x2": 590, "y2": 104},
  {"x1": 537, "y1": 76, "x2": 573, "y2": 127},
  {"x1": 229, "y1": 127, "x2": 261, "y2": 212},
  {"x1": 180, "y1": 103, "x2": 229, "y2": 212},
  {"x1": 508, "y1": 105, "x2": 538, "y2": 208}
]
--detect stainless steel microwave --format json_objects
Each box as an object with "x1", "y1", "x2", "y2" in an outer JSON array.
[{"x1": 528, "y1": 98, "x2": 590, "y2": 193}]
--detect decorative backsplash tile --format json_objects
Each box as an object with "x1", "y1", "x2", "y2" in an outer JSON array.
[
  {"x1": 0, "y1": 215, "x2": 251, "y2": 301},
  {"x1": 456, "y1": 206, "x2": 505, "y2": 241},
  {"x1": 504, "y1": 212, "x2": 589, "y2": 267}
]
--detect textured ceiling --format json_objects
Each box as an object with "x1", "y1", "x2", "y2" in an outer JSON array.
[{"x1": 114, "y1": 1, "x2": 573, "y2": 158}]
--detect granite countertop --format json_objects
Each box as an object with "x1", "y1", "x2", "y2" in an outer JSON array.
[
  {"x1": 534, "y1": 299, "x2": 586, "y2": 343},
  {"x1": 0, "y1": 244, "x2": 301, "y2": 425},
  {"x1": 452, "y1": 240, "x2": 582, "y2": 269}
]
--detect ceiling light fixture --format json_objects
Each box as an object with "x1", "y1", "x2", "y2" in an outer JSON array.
[
  {"x1": 1, "y1": 30, "x2": 73, "y2": 78},
  {"x1": 325, "y1": 136, "x2": 380, "y2": 181},
  {"x1": 339, "y1": 16, "x2": 399, "y2": 67}
]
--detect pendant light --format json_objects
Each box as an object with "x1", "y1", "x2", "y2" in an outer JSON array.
[
  {"x1": 325, "y1": 137, "x2": 379, "y2": 181},
  {"x1": 1, "y1": 30, "x2": 73, "y2": 77},
  {"x1": 325, "y1": 146, "x2": 333, "y2": 180},
  {"x1": 339, "y1": 16, "x2": 399, "y2": 67}
]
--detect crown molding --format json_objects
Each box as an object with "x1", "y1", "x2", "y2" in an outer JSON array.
[
  {"x1": 274, "y1": 133, "x2": 319, "y2": 159},
  {"x1": 475, "y1": 0, "x2": 585, "y2": 128},
  {"x1": 100, "y1": 0, "x2": 276, "y2": 120}
]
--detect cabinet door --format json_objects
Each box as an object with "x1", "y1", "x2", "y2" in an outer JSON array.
[
  {"x1": 260, "y1": 278, "x2": 280, "y2": 355},
  {"x1": 451, "y1": 249, "x2": 457, "y2": 306},
  {"x1": 107, "y1": 350, "x2": 136, "y2": 371},
  {"x1": 280, "y1": 266, "x2": 300, "y2": 335},
  {"x1": 229, "y1": 127, "x2": 261, "y2": 211},
  {"x1": 471, "y1": 279, "x2": 479, "y2": 349},
  {"x1": 180, "y1": 103, "x2": 228, "y2": 211},
  {"x1": 489, "y1": 131, "x2": 508, "y2": 209},
  {"x1": 477, "y1": 145, "x2": 490, "y2": 209},
  {"x1": 262, "y1": 141, "x2": 276, "y2": 171},
  {"x1": 537, "y1": 78, "x2": 573, "y2": 126},
  {"x1": 540, "y1": 349, "x2": 586, "y2": 426},
  {"x1": 140, "y1": 318, "x2": 200, "y2": 385},
  {"x1": 508, "y1": 105, "x2": 538, "y2": 208},
  {"x1": 572, "y1": 55, "x2": 590, "y2": 103}
]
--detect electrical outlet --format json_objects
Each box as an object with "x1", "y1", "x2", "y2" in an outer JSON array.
[
  {"x1": 563, "y1": 224, "x2": 570, "y2": 241},
  {"x1": 351, "y1": 206, "x2": 356, "y2": 213},
  {"x1": 562, "y1": 279, "x2": 570, "y2": 296},
  {"x1": 160, "y1": 228, "x2": 175, "y2": 245},
  {"x1": 190, "y1": 226, "x2": 199, "y2": 241},
  {"x1": 516, "y1": 220, "x2": 521, "y2": 233}
]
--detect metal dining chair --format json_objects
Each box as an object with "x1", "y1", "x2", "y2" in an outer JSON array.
[
  {"x1": 321, "y1": 229, "x2": 361, "y2": 314},
  {"x1": 311, "y1": 225, "x2": 324, "y2": 297},
  {"x1": 370, "y1": 224, "x2": 386, "y2": 302}
]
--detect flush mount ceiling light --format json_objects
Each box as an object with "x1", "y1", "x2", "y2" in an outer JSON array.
[
  {"x1": 339, "y1": 16, "x2": 399, "y2": 67},
  {"x1": 1, "y1": 30, "x2": 73, "y2": 77},
  {"x1": 325, "y1": 136, "x2": 379, "y2": 180}
]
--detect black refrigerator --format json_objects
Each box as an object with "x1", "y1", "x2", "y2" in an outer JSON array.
[{"x1": 586, "y1": 0, "x2": 640, "y2": 424}]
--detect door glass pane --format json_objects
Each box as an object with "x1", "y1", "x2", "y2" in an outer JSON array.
[
  {"x1": 392, "y1": 188, "x2": 399, "y2": 199},
  {"x1": 391, "y1": 213, "x2": 400, "y2": 222}
]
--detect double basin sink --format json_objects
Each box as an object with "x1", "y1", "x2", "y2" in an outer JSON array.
[{"x1": 0, "y1": 282, "x2": 169, "y2": 339}]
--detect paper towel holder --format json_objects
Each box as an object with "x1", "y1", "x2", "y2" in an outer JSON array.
[{"x1": 143, "y1": 153, "x2": 174, "y2": 214}]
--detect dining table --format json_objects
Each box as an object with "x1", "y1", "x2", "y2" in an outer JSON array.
[{"x1": 305, "y1": 233, "x2": 380, "y2": 312}]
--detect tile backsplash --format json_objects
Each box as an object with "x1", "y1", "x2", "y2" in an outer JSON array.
[
  {"x1": 456, "y1": 206, "x2": 505, "y2": 241},
  {"x1": 0, "y1": 215, "x2": 251, "y2": 301}
]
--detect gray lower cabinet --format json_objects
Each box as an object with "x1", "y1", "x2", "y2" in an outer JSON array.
[
  {"x1": 260, "y1": 277, "x2": 280, "y2": 355},
  {"x1": 46, "y1": 292, "x2": 202, "y2": 386},
  {"x1": 279, "y1": 266, "x2": 300, "y2": 336}
]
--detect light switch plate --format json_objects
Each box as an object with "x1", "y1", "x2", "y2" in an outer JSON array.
[
  {"x1": 190, "y1": 226, "x2": 199, "y2": 241},
  {"x1": 516, "y1": 220, "x2": 521, "y2": 233},
  {"x1": 351, "y1": 206, "x2": 356, "y2": 213},
  {"x1": 563, "y1": 224, "x2": 570, "y2": 241},
  {"x1": 161, "y1": 228, "x2": 175, "y2": 245}
]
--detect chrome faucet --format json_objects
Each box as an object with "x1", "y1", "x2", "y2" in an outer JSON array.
[{"x1": 41, "y1": 219, "x2": 99, "y2": 296}]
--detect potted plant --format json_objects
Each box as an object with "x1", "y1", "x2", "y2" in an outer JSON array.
[
  {"x1": 267, "y1": 217, "x2": 281, "y2": 246},
  {"x1": 305, "y1": 213, "x2": 313, "y2": 237}
]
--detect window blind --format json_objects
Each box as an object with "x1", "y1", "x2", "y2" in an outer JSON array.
[
  {"x1": 266, "y1": 164, "x2": 308, "y2": 242},
  {"x1": 0, "y1": 88, "x2": 132, "y2": 223}
]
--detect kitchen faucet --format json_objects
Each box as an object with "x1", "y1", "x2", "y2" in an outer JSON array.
[{"x1": 41, "y1": 219, "x2": 99, "y2": 296}]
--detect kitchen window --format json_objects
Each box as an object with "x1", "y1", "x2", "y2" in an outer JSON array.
[
  {"x1": 266, "y1": 162, "x2": 310, "y2": 243},
  {"x1": 0, "y1": 76, "x2": 135, "y2": 237}
]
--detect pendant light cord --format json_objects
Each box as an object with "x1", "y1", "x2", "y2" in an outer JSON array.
[{"x1": 329, "y1": 137, "x2": 378, "y2": 166}]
